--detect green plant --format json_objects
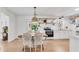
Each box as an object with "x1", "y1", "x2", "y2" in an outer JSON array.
[
  {"x1": 31, "y1": 22, "x2": 39, "y2": 31},
  {"x1": 3, "y1": 26, "x2": 8, "y2": 32}
]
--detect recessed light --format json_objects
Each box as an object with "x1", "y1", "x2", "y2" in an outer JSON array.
[{"x1": 75, "y1": 8, "x2": 79, "y2": 11}]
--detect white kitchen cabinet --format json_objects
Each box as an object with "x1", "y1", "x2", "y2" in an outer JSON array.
[
  {"x1": 70, "y1": 36, "x2": 79, "y2": 52},
  {"x1": 54, "y1": 30, "x2": 72, "y2": 39},
  {"x1": 46, "y1": 30, "x2": 72, "y2": 40}
]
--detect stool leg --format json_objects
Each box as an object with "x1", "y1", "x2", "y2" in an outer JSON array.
[
  {"x1": 30, "y1": 42, "x2": 31, "y2": 52},
  {"x1": 41, "y1": 44, "x2": 42, "y2": 52},
  {"x1": 30, "y1": 47, "x2": 31, "y2": 52},
  {"x1": 35, "y1": 45, "x2": 36, "y2": 52},
  {"x1": 24, "y1": 45, "x2": 25, "y2": 52}
]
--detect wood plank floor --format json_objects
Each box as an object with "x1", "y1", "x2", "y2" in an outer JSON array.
[
  {"x1": 0, "y1": 39, "x2": 69, "y2": 52},
  {"x1": 44, "y1": 39, "x2": 69, "y2": 52}
]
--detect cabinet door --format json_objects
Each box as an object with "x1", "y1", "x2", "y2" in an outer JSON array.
[{"x1": 70, "y1": 37, "x2": 79, "y2": 52}]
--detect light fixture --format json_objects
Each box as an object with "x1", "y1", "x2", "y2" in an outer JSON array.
[
  {"x1": 32, "y1": 7, "x2": 38, "y2": 22},
  {"x1": 75, "y1": 8, "x2": 79, "y2": 11}
]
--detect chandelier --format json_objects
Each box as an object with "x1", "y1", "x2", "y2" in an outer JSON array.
[{"x1": 32, "y1": 7, "x2": 38, "y2": 22}]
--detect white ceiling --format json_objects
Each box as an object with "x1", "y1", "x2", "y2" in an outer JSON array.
[{"x1": 5, "y1": 7, "x2": 79, "y2": 17}]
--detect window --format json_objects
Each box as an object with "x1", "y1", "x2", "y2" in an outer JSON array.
[{"x1": 0, "y1": 13, "x2": 9, "y2": 40}]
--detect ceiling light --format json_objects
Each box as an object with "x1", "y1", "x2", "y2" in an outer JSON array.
[
  {"x1": 32, "y1": 7, "x2": 38, "y2": 22},
  {"x1": 75, "y1": 8, "x2": 79, "y2": 11}
]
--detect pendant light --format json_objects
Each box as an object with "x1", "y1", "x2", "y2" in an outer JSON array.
[{"x1": 32, "y1": 7, "x2": 38, "y2": 22}]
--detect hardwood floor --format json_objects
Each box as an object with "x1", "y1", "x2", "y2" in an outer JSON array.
[
  {"x1": 0, "y1": 39, "x2": 69, "y2": 52},
  {"x1": 44, "y1": 39, "x2": 69, "y2": 52}
]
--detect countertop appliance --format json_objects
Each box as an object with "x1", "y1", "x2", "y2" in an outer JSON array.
[{"x1": 44, "y1": 27, "x2": 54, "y2": 37}]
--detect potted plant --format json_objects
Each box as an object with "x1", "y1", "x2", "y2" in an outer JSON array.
[
  {"x1": 31, "y1": 22, "x2": 39, "y2": 32},
  {"x1": 2, "y1": 26, "x2": 8, "y2": 41}
]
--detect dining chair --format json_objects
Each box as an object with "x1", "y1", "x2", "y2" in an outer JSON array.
[
  {"x1": 34, "y1": 32, "x2": 44, "y2": 52},
  {"x1": 23, "y1": 32, "x2": 32, "y2": 52},
  {"x1": 16, "y1": 35, "x2": 23, "y2": 52}
]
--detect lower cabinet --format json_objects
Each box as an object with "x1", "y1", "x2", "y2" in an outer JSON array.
[{"x1": 70, "y1": 36, "x2": 79, "y2": 52}]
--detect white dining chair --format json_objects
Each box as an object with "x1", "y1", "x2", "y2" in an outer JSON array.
[
  {"x1": 23, "y1": 32, "x2": 32, "y2": 52},
  {"x1": 34, "y1": 32, "x2": 44, "y2": 52}
]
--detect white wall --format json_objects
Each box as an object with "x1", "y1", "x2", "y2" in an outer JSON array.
[
  {"x1": 0, "y1": 8, "x2": 16, "y2": 42},
  {"x1": 16, "y1": 16, "x2": 31, "y2": 36}
]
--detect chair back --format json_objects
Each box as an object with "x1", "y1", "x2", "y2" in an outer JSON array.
[
  {"x1": 34, "y1": 32, "x2": 43, "y2": 46},
  {"x1": 23, "y1": 32, "x2": 32, "y2": 47}
]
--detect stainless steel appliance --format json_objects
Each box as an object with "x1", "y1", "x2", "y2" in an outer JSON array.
[{"x1": 44, "y1": 27, "x2": 54, "y2": 37}]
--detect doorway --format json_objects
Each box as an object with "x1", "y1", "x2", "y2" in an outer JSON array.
[{"x1": 0, "y1": 13, "x2": 9, "y2": 41}]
